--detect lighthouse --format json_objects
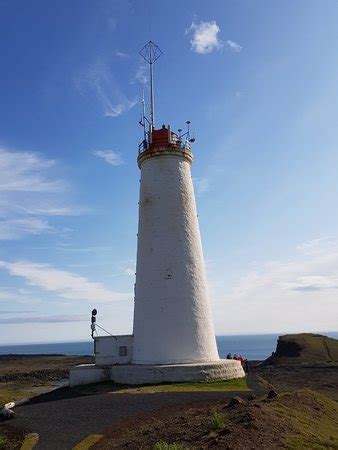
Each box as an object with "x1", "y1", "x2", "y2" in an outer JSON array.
[
  {"x1": 70, "y1": 42, "x2": 245, "y2": 386},
  {"x1": 132, "y1": 42, "x2": 219, "y2": 365}
]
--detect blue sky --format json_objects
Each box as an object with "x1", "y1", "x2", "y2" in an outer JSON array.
[{"x1": 1, "y1": 0, "x2": 338, "y2": 344}]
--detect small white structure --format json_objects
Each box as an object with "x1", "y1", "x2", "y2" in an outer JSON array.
[
  {"x1": 70, "y1": 42, "x2": 245, "y2": 387},
  {"x1": 94, "y1": 335, "x2": 133, "y2": 365}
]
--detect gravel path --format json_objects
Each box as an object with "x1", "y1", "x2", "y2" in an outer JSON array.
[
  {"x1": 7, "y1": 391, "x2": 248, "y2": 449},
  {"x1": 5, "y1": 373, "x2": 263, "y2": 449}
]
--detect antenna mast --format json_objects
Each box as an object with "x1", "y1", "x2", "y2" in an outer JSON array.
[{"x1": 139, "y1": 41, "x2": 162, "y2": 132}]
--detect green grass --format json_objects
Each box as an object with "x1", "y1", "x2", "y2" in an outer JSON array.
[
  {"x1": 153, "y1": 442, "x2": 185, "y2": 450},
  {"x1": 277, "y1": 333, "x2": 338, "y2": 362},
  {"x1": 0, "y1": 432, "x2": 22, "y2": 450},
  {"x1": 270, "y1": 389, "x2": 338, "y2": 449},
  {"x1": 0, "y1": 384, "x2": 27, "y2": 407},
  {"x1": 211, "y1": 412, "x2": 225, "y2": 430},
  {"x1": 0, "y1": 435, "x2": 6, "y2": 448},
  {"x1": 110, "y1": 377, "x2": 247, "y2": 394},
  {"x1": 255, "y1": 374, "x2": 274, "y2": 390}
]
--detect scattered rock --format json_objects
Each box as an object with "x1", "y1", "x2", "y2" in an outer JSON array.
[
  {"x1": 267, "y1": 389, "x2": 278, "y2": 399},
  {"x1": 228, "y1": 396, "x2": 245, "y2": 407},
  {"x1": 247, "y1": 393, "x2": 256, "y2": 401},
  {"x1": 218, "y1": 426, "x2": 231, "y2": 435}
]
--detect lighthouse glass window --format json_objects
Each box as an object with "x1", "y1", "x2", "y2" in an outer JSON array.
[{"x1": 119, "y1": 346, "x2": 127, "y2": 357}]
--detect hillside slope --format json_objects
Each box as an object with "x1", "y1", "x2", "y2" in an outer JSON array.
[
  {"x1": 265, "y1": 333, "x2": 338, "y2": 364},
  {"x1": 94, "y1": 389, "x2": 338, "y2": 449}
]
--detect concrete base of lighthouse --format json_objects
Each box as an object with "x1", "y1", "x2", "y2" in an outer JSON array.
[{"x1": 69, "y1": 360, "x2": 245, "y2": 387}]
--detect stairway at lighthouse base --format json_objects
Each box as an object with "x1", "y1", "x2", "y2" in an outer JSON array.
[{"x1": 69, "y1": 360, "x2": 245, "y2": 387}]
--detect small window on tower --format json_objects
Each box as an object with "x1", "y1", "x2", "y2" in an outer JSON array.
[{"x1": 119, "y1": 346, "x2": 127, "y2": 357}]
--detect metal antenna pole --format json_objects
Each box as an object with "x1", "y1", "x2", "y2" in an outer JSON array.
[
  {"x1": 142, "y1": 86, "x2": 147, "y2": 141},
  {"x1": 149, "y1": 57, "x2": 154, "y2": 130},
  {"x1": 139, "y1": 41, "x2": 162, "y2": 132}
]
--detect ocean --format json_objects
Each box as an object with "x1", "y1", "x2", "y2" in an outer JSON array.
[{"x1": 1, "y1": 332, "x2": 337, "y2": 361}]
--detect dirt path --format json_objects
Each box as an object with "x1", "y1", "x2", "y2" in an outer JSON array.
[{"x1": 6, "y1": 387, "x2": 254, "y2": 449}]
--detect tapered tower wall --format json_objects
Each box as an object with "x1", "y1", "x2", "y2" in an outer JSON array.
[{"x1": 132, "y1": 148, "x2": 219, "y2": 364}]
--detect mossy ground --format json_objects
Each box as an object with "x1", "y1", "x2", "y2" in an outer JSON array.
[
  {"x1": 0, "y1": 382, "x2": 45, "y2": 407},
  {"x1": 0, "y1": 431, "x2": 23, "y2": 450},
  {"x1": 108, "y1": 377, "x2": 248, "y2": 394},
  {"x1": 272, "y1": 389, "x2": 338, "y2": 449}
]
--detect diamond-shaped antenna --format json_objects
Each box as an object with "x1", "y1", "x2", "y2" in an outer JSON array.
[
  {"x1": 139, "y1": 40, "x2": 162, "y2": 64},
  {"x1": 139, "y1": 41, "x2": 162, "y2": 130}
]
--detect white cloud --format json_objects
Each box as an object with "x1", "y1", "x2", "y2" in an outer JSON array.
[
  {"x1": 124, "y1": 268, "x2": 135, "y2": 276},
  {"x1": 57, "y1": 245, "x2": 111, "y2": 253},
  {"x1": 93, "y1": 150, "x2": 123, "y2": 166},
  {"x1": 186, "y1": 21, "x2": 222, "y2": 54},
  {"x1": 0, "y1": 314, "x2": 87, "y2": 324},
  {"x1": 0, "y1": 260, "x2": 133, "y2": 303},
  {"x1": 0, "y1": 218, "x2": 53, "y2": 240},
  {"x1": 0, "y1": 291, "x2": 22, "y2": 301},
  {"x1": 115, "y1": 51, "x2": 129, "y2": 59},
  {"x1": 107, "y1": 17, "x2": 117, "y2": 31},
  {"x1": 103, "y1": 100, "x2": 137, "y2": 118},
  {"x1": 130, "y1": 64, "x2": 148, "y2": 85},
  {"x1": 226, "y1": 40, "x2": 243, "y2": 52},
  {"x1": 211, "y1": 237, "x2": 338, "y2": 334},
  {"x1": 0, "y1": 149, "x2": 63, "y2": 193},
  {"x1": 0, "y1": 149, "x2": 83, "y2": 240},
  {"x1": 194, "y1": 177, "x2": 210, "y2": 195},
  {"x1": 75, "y1": 62, "x2": 137, "y2": 118},
  {"x1": 27, "y1": 207, "x2": 85, "y2": 216}
]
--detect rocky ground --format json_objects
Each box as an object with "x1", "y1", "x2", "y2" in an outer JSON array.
[
  {"x1": 0, "y1": 354, "x2": 93, "y2": 406},
  {"x1": 1, "y1": 334, "x2": 338, "y2": 449},
  {"x1": 93, "y1": 388, "x2": 338, "y2": 449}
]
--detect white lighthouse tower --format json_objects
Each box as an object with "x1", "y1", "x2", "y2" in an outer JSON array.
[
  {"x1": 70, "y1": 42, "x2": 244, "y2": 386},
  {"x1": 132, "y1": 43, "x2": 219, "y2": 365}
]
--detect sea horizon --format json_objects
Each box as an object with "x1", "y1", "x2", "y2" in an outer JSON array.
[{"x1": 1, "y1": 331, "x2": 337, "y2": 361}]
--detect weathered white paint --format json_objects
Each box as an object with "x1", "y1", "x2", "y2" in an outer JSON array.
[
  {"x1": 69, "y1": 364, "x2": 109, "y2": 387},
  {"x1": 111, "y1": 360, "x2": 244, "y2": 385},
  {"x1": 94, "y1": 335, "x2": 133, "y2": 366},
  {"x1": 69, "y1": 360, "x2": 245, "y2": 387},
  {"x1": 132, "y1": 148, "x2": 219, "y2": 364}
]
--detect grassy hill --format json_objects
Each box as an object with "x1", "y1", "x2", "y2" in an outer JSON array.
[{"x1": 265, "y1": 333, "x2": 338, "y2": 364}]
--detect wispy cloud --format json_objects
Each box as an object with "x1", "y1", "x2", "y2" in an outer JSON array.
[
  {"x1": 107, "y1": 17, "x2": 117, "y2": 31},
  {"x1": 211, "y1": 237, "x2": 338, "y2": 334},
  {"x1": 0, "y1": 149, "x2": 83, "y2": 240},
  {"x1": 0, "y1": 218, "x2": 53, "y2": 241},
  {"x1": 226, "y1": 40, "x2": 243, "y2": 52},
  {"x1": 27, "y1": 207, "x2": 85, "y2": 216},
  {"x1": 0, "y1": 314, "x2": 87, "y2": 324},
  {"x1": 124, "y1": 267, "x2": 135, "y2": 276},
  {"x1": 0, "y1": 149, "x2": 63, "y2": 193},
  {"x1": 0, "y1": 260, "x2": 132, "y2": 303},
  {"x1": 186, "y1": 21, "x2": 222, "y2": 54},
  {"x1": 0, "y1": 291, "x2": 23, "y2": 301},
  {"x1": 93, "y1": 150, "x2": 123, "y2": 166},
  {"x1": 57, "y1": 245, "x2": 111, "y2": 253},
  {"x1": 231, "y1": 238, "x2": 338, "y2": 299},
  {"x1": 130, "y1": 64, "x2": 148, "y2": 85},
  {"x1": 194, "y1": 177, "x2": 210, "y2": 195},
  {"x1": 115, "y1": 51, "x2": 129, "y2": 59},
  {"x1": 74, "y1": 62, "x2": 137, "y2": 118}
]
